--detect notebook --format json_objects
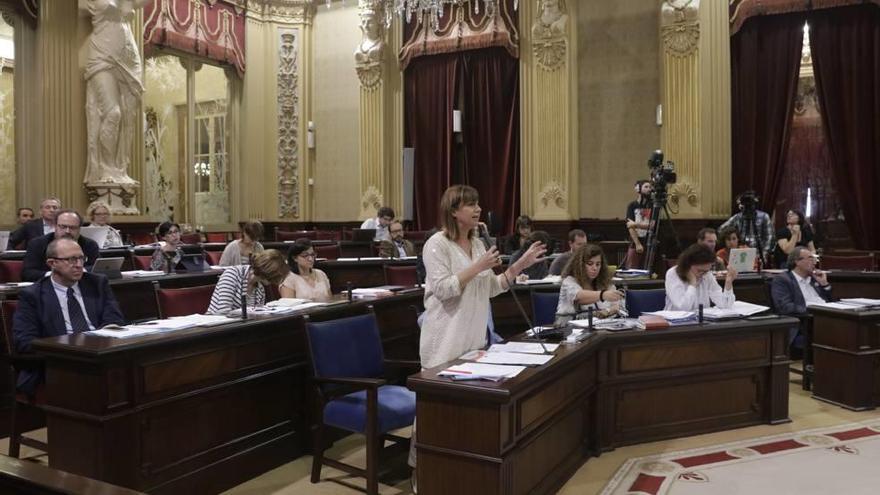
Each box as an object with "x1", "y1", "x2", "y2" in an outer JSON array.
[
  {"x1": 351, "y1": 228, "x2": 376, "y2": 242},
  {"x1": 177, "y1": 254, "x2": 208, "y2": 272},
  {"x1": 79, "y1": 225, "x2": 110, "y2": 247},
  {"x1": 728, "y1": 247, "x2": 757, "y2": 273},
  {"x1": 91, "y1": 257, "x2": 125, "y2": 279}
]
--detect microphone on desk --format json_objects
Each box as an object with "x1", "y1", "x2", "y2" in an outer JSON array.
[
  {"x1": 346, "y1": 281, "x2": 353, "y2": 302},
  {"x1": 241, "y1": 294, "x2": 248, "y2": 320},
  {"x1": 588, "y1": 307, "x2": 594, "y2": 330},
  {"x1": 501, "y1": 272, "x2": 554, "y2": 355},
  {"x1": 698, "y1": 303, "x2": 704, "y2": 324}
]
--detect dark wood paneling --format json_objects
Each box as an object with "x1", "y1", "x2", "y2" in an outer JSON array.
[{"x1": 615, "y1": 335, "x2": 768, "y2": 374}]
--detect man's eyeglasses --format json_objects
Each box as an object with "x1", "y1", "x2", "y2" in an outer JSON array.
[
  {"x1": 56, "y1": 224, "x2": 80, "y2": 232},
  {"x1": 51, "y1": 256, "x2": 88, "y2": 265},
  {"x1": 389, "y1": 229, "x2": 404, "y2": 234}
]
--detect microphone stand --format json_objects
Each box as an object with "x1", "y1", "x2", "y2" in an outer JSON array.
[{"x1": 502, "y1": 272, "x2": 553, "y2": 355}]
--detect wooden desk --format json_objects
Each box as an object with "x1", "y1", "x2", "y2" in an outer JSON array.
[
  {"x1": 810, "y1": 306, "x2": 880, "y2": 410},
  {"x1": 408, "y1": 318, "x2": 794, "y2": 495},
  {"x1": 30, "y1": 291, "x2": 423, "y2": 494}
]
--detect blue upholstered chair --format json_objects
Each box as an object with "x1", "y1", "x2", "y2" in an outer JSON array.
[
  {"x1": 625, "y1": 289, "x2": 667, "y2": 318},
  {"x1": 305, "y1": 313, "x2": 417, "y2": 495},
  {"x1": 531, "y1": 290, "x2": 560, "y2": 326}
]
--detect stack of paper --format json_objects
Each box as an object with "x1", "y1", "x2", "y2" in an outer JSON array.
[
  {"x1": 121, "y1": 270, "x2": 166, "y2": 278},
  {"x1": 521, "y1": 275, "x2": 562, "y2": 285},
  {"x1": 437, "y1": 362, "x2": 525, "y2": 381},
  {"x1": 266, "y1": 298, "x2": 310, "y2": 308},
  {"x1": 702, "y1": 301, "x2": 771, "y2": 320},
  {"x1": 642, "y1": 310, "x2": 697, "y2": 324},
  {"x1": 476, "y1": 352, "x2": 554, "y2": 366},
  {"x1": 615, "y1": 269, "x2": 651, "y2": 278},
  {"x1": 807, "y1": 301, "x2": 871, "y2": 311},
  {"x1": 488, "y1": 342, "x2": 559, "y2": 354},
  {"x1": 839, "y1": 298, "x2": 880, "y2": 307},
  {"x1": 351, "y1": 288, "x2": 393, "y2": 299}
]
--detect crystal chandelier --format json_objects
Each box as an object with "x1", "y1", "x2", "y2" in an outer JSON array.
[{"x1": 325, "y1": 0, "x2": 516, "y2": 31}]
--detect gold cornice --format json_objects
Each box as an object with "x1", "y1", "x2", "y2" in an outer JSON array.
[{"x1": 246, "y1": 0, "x2": 316, "y2": 24}]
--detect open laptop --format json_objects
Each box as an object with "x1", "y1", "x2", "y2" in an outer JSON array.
[
  {"x1": 351, "y1": 228, "x2": 376, "y2": 242},
  {"x1": 79, "y1": 225, "x2": 110, "y2": 247},
  {"x1": 177, "y1": 253, "x2": 208, "y2": 272},
  {"x1": 91, "y1": 256, "x2": 124, "y2": 279},
  {"x1": 728, "y1": 247, "x2": 758, "y2": 273},
  {"x1": 0, "y1": 231, "x2": 8, "y2": 253}
]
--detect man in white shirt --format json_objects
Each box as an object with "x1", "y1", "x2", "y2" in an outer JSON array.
[
  {"x1": 360, "y1": 206, "x2": 395, "y2": 241},
  {"x1": 665, "y1": 243, "x2": 737, "y2": 311},
  {"x1": 770, "y1": 246, "x2": 832, "y2": 315}
]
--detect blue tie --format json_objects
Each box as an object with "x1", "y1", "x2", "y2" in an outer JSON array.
[{"x1": 67, "y1": 287, "x2": 90, "y2": 332}]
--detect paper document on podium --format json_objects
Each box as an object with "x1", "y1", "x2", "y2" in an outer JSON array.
[
  {"x1": 839, "y1": 298, "x2": 880, "y2": 307},
  {"x1": 807, "y1": 301, "x2": 867, "y2": 311},
  {"x1": 476, "y1": 352, "x2": 554, "y2": 366},
  {"x1": 438, "y1": 362, "x2": 525, "y2": 380},
  {"x1": 488, "y1": 342, "x2": 559, "y2": 354}
]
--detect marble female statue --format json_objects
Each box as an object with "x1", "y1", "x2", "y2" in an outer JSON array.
[
  {"x1": 354, "y1": 4, "x2": 384, "y2": 67},
  {"x1": 83, "y1": 0, "x2": 150, "y2": 185},
  {"x1": 532, "y1": 0, "x2": 569, "y2": 39}
]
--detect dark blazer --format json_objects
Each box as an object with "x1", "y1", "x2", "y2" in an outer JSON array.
[
  {"x1": 378, "y1": 239, "x2": 416, "y2": 258},
  {"x1": 12, "y1": 272, "x2": 124, "y2": 394},
  {"x1": 770, "y1": 270, "x2": 833, "y2": 315},
  {"x1": 21, "y1": 233, "x2": 100, "y2": 282},
  {"x1": 9, "y1": 220, "x2": 50, "y2": 249}
]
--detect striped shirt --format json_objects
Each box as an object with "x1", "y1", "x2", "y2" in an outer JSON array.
[{"x1": 207, "y1": 265, "x2": 265, "y2": 315}]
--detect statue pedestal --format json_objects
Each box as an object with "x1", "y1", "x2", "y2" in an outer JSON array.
[{"x1": 84, "y1": 182, "x2": 140, "y2": 215}]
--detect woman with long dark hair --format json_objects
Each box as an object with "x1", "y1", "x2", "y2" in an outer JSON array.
[
  {"x1": 665, "y1": 244, "x2": 737, "y2": 311},
  {"x1": 554, "y1": 244, "x2": 625, "y2": 325}
]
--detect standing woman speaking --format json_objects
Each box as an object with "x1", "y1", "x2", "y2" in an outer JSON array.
[{"x1": 420, "y1": 185, "x2": 547, "y2": 369}]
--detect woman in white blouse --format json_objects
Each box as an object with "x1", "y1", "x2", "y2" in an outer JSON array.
[
  {"x1": 86, "y1": 202, "x2": 124, "y2": 248},
  {"x1": 664, "y1": 243, "x2": 738, "y2": 311},
  {"x1": 279, "y1": 239, "x2": 332, "y2": 302},
  {"x1": 554, "y1": 243, "x2": 625, "y2": 326},
  {"x1": 219, "y1": 220, "x2": 265, "y2": 266},
  {"x1": 420, "y1": 185, "x2": 546, "y2": 369}
]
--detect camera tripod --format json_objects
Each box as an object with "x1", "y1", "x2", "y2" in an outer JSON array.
[{"x1": 642, "y1": 192, "x2": 682, "y2": 275}]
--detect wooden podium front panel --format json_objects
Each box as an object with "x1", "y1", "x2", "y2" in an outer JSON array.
[
  {"x1": 812, "y1": 309, "x2": 880, "y2": 410},
  {"x1": 608, "y1": 370, "x2": 765, "y2": 446},
  {"x1": 614, "y1": 334, "x2": 769, "y2": 374}
]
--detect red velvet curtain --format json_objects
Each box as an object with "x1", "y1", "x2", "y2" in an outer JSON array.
[
  {"x1": 404, "y1": 54, "x2": 460, "y2": 230},
  {"x1": 809, "y1": 4, "x2": 880, "y2": 249},
  {"x1": 731, "y1": 13, "x2": 805, "y2": 212},
  {"x1": 460, "y1": 48, "x2": 520, "y2": 236},
  {"x1": 405, "y1": 49, "x2": 520, "y2": 232}
]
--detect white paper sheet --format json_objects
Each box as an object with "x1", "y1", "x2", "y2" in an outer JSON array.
[
  {"x1": 476, "y1": 352, "x2": 554, "y2": 366},
  {"x1": 488, "y1": 342, "x2": 559, "y2": 354},
  {"x1": 438, "y1": 362, "x2": 526, "y2": 380}
]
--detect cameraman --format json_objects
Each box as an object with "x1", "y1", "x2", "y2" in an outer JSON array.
[
  {"x1": 625, "y1": 180, "x2": 652, "y2": 269},
  {"x1": 719, "y1": 190, "x2": 774, "y2": 266}
]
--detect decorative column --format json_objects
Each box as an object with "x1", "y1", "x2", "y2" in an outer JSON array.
[
  {"x1": 659, "y1": 0, "x2": 731, "y2": 218},
  {"x1": 356, "y1": 0, "x2": 402, "y2": 220},
  {"x1": 242, "y1": 1, "x2": 314, "y2": 221},
  {"x1": 521, "y1": 0, "x2": 578, "y2": 220}
]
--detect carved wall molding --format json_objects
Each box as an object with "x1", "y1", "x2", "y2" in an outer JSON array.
[
  {"x1": 246, "y1": 0, "x2": 315, "y2": 24},
  {"x1": 539, "y1": 181, "x2": 567, "y2": 210},
  {"x1": 670, "y1": 181, "x2": 699, "y2": 209},
  {"x1": 661, "y1": 0, "x2": 700, "y2": 57},
  {"x1": 531, "y1": 0, "x2": 568, "y2": 71},
  {"x1": 360, "y1": 185, "x2": 384, "y2": 215},
  {"x1": 277, "y1": 29, "x2": 300, "y2": 218}
]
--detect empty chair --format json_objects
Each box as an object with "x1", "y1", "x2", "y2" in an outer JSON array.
[
  {"x1": 531, "y1": 290, "x2": 560, "y2": 326},
  {"x1": 305, "y1": 313, "x2": 416, "y2": 495},
  {"x1": 179, "y1": 233, "x2": 201, "y2": 245},
  {"x1": 626, "y1": 289, "x2": 666, "y2": 318},
  {"x1": 132, "y1": 254, "x2": 153, "y2": 270},
  {"x1": 316, "y1": 230, "x2": 341, "y2": 241},
  {"x1": 383, "y1": 265, "x2": 417, "y2": 287},
  {"x1": 204, "y1": 250, "x2": 222, "y2": 266},
  {"x1": 314, "y1": 243, "x2": 341, "y2": 260},
  {"x1": 152, "y1": 282, "x2": 216, "y2": 318},
  {"x1": 205, "y1": 232, "x2": 228, "y2": 243},
  {"x1": 128, "y1": 232, "x2": 155, "y2": 246},
  {"x1": 0, "y1": 260, "x2": 23, "y2": 283},
  {"x1": 276, "y1": 229, "x2": 317, "y2": 241},
  {"x1": 819, "y1": 254, "x2": 875, "y2": 271},
  {"x1": 1, "y1": 301, "x2": 49, "y2": 458}
]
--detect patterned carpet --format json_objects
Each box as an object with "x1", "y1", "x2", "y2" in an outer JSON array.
[{"x1": 601, "y1": 419, "x2": 880, "y2": 495}]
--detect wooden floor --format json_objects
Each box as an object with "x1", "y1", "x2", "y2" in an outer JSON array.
[{"x1": 3, "y1": 373, "x2": 879, "y2": 495}]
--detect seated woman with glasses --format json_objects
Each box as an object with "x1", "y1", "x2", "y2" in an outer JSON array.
[
  {"x1": 150, "y1": 222, "x2": 185, "y2": 272},
  {"x1": 85, "y1": 202, "x2": 124, "y2": 248},
  {"x1": 219, "y1": 220, "x2": 265, "y2": 266},
  {"x1": 280, "y1": 239, "x2": 332, "y2": 302},
  {"x1": 207, "y1": 249, "x2": 290, "y2": 315},
  {"x1": 665, "y1": 243, "x2": 738, "y2": 311},
  {"x1": 554, "y1": 244, "x2": 625, "y2": 326}
]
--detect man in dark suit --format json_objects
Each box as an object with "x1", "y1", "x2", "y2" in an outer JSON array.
[
  {"x1": 378, "y1": 221, "x2": 416, "y2": 259},
  {"x1": 22, "y1": 209, "x2": 100, "y2": 282},
  {"x1": 771, "y1": 246, "x2": 832, "y2": 345},
  {"x1": 13, "y1": 237, "x2": 124, "y2": 395},
  {"x1": 9, "y1": 197, "x2": 61, "y2": 249}
]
